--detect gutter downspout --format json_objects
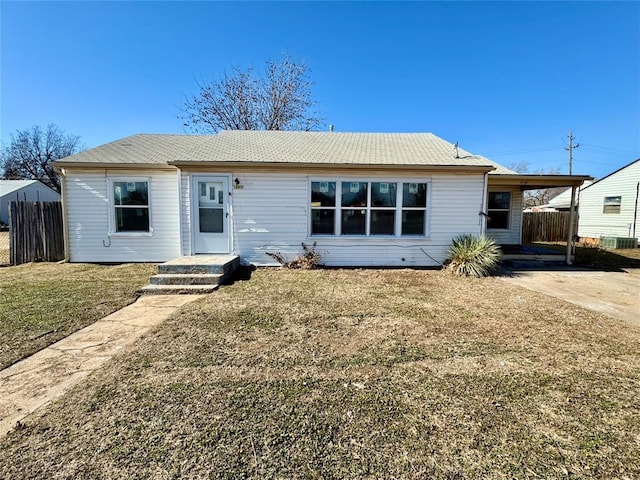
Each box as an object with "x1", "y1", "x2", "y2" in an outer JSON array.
[
  {"x1": 57, "y1": 167, "x2": 70, "y2": 262},
  {"x1": 176, "y1": 167, "x2": 184, "y2": 256},
  {"x1": 633, "y1": 182, "x2": 639, "y2": 240},
  {"x1": 566, "y1": 184, "x2": 577, "y2": 265},
  {"x1": 480, "y1": 172, "x2": 488, "y2": 235}
]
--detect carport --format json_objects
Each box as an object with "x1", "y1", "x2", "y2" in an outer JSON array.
[{"x1": 487, "y1": 173, "x2": 593, "y2": 264}]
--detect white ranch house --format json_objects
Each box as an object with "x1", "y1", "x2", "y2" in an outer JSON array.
[
  {"x1": 55, "y1": 131, "x2": 590, "y2": 266},
  {"x1": 578, "y1": 158, "x2": 640, "y2": 243}
]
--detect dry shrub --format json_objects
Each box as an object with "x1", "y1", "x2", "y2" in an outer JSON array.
[{"x1": 266, "y1": 242, "x2": 323, "y2": 269}]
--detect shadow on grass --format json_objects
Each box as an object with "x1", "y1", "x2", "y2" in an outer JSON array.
[
  {"x1": 529, "y1": 243, "x2": 640, "y2": 272},
  {"x1": 225, "y1": 264, "x2": 257, "y2": 285}
]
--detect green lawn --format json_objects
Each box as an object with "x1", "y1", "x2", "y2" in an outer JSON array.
[
  {"x1": 0, "y1": 262, "x2": 156, "y2": 369},
  {"x1": 1, "y1": 268, "x2": 639, "y2": 478}
]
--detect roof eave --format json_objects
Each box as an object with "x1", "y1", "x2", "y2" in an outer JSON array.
[
  {"x1": 489, "y1": 174, "x2": 593, "y2": 189},
  {"x1": 54, "y1": 162, "x2": 174, "y2": 171},
  {"x1": 167, "y1": 160, "x2": 496, "y2": 173}
]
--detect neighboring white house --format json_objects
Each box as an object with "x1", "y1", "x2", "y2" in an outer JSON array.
[
  {"x1": 54, "y1": 131, "x2": 590, "y2": 266},
  {"x1": 524, "y1": 181, "x2": 593, "y2": 212},
  {"x1": 578, "y1": 159, "x2": 640, "y2": 242},
  {"x1": 0, "y1": 179, "x2": 61, "y2": 226}
]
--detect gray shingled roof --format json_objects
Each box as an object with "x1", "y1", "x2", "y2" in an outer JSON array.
[
  {"x1": 55, "y1": 131, "x2": 515, "y2": 173},
  {"x1": 1, "y1": 180, "x2": 40, "y2": 196}
]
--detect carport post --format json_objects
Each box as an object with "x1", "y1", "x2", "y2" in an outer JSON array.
[{"x1": 566, "y1": 184, "x2": 577, "y2": 265}]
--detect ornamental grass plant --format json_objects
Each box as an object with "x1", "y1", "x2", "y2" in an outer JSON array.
[{"x1": 444, "y1": 234, "x2": 502, "y2": 277}]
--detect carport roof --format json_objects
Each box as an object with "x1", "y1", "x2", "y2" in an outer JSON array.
[{"x1": 488, "y1": 174, "x2": 593, "y2": 189}]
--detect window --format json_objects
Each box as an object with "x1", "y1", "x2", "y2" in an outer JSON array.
[
  {"x1": 603, "y1": 196, "x2": 621, "y2": 214},
  {"x1": 402, "y1": 183, "x2": 427, "y2": 235},
  {"x1": 310, "y1": 181, "x2": 336, "y2": 234},
  {"x1": 487, "y1": 192, "x2": 510, "y2": 229},
  {"x1": 310, "y1": 180, "x2": 428, "y2": 236},
  {"x1": 341, "y1": 181, "x2": 368, "y2": 235},
  {"x1": 371, "y1": 182, "x2": 396, "y2": 235},
  {"x1": 111, "y1": 179, "x2": 150, "y2": 233}
]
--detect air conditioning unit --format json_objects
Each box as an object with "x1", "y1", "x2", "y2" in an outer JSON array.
[{"x1": 599, "y1": 236, "x2": 638, "y2": 249}]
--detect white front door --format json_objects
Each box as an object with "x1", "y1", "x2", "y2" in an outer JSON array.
[{"x1": 191, "y1": 176, "x2": 231, "y2": 254}]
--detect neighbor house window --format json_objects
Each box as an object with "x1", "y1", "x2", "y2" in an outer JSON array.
[
  {"x1": 603, "y1": 196, "x2": 621, "y2": 214},
  {"x1": 111, "y1": 179, "x2": 150, "y2": 233},
  {"x1": 310, "y1": 180, "x2": 428, "y2": 236},
  {"x1": 488, "y1": 192, "x2": 510, "y2": 229}
]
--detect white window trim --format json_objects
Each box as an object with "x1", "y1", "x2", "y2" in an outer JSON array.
[
  {"x1": 107, "y1": 176, "x2": 153, "y2": 237},
  {"x1": 603, "y1": 196, "x2": 622, "y2": 214},
  {"x1": 487, "y1": 190, "x2": 511, "y2": 230},
  {"x1": 308, "y1": 177, "x2": 431, "y2": 238}
]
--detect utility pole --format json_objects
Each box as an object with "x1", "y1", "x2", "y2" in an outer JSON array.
[{"x1": 565, "y1": 130, "x2": 580, "y2": 175}]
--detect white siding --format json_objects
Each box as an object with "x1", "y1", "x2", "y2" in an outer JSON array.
[
  {"x1": 65, "y1": 169, "x2": 181, "y2": 262},
  {"x1": 181, "y1": 170, "x2": 486, "y2": 267},
  {"x1": 232, "y1": 173, "x2": 308, "y2": 263},
  {"x1": 180, "y1": 170, "x2": 191, "y2": 256},
  {"x1": 486, "y1": 188, "x2": 523, "y2": 244},
  {"x1": 578, "y1": 160, "x2": 640, "y2": 240}
]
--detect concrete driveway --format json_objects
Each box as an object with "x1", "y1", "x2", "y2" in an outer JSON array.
[{"x1": 502, "y1": 267, "x2": 640, "y2": 327}]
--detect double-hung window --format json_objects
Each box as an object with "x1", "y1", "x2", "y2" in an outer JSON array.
[
  {"x1": 310, "y1": 180, "x2": 428, "y2": 236},
  {"x1": 603, "y1": 196, "x2": 621, "y2": 214},
  {"x1": 110, "y1": 178, "x2": 151, "y2": 233},
  {"x1": 487, "y1": 192, "x2": 510, "y2": 229},
  {"x1": 370, "y1": 182, "x2": 397, "y2": 235},
  {"x1": 341, "y1": 181, "x2": 368, "y2": 235},
  {"x1": 401, "y1": 183, "x2": 427, "y2": 235},
  {"x1": 310, "y1": 181, "x2": 336, "y2": 234}
]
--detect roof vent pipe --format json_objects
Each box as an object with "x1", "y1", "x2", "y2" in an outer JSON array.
[{"x1": 329, "y1": 125, "x2": 334, "y2": 132}]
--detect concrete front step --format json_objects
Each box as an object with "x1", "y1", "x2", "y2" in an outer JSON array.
[
  {"x1": 149, "y1": 273, "x2": 224, "y2": 286},
  {"x1": 139, "y1": 284, "x2": 219, "y2": 295},
  {"x1": 158, "y1": 255, "x2": 240, "y2": 275},
  {"x1": 140, "y1": 255, "x2": 240, "y2": 295}
]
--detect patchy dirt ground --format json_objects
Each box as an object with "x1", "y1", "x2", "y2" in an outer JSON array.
[
  {"x1": 502, "y1": 267, "x2": 640, "y2": 326},
  {"x1": 1, "y1": 268, "x2": 639, "y2": 479}
]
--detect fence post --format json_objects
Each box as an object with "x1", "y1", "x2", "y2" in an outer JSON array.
[{"x1": 8, "y1": 201, "x2": 64, "y2": 265}]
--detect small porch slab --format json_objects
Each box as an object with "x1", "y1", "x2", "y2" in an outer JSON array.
[
  {"x1": 500, "y1": 244, "x2": 569, "y2": 268},
  {"x1": 140, "y1": 255, "x2": 240, "y2": 294}
]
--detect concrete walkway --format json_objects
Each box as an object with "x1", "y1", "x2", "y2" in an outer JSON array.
[
  {"x1": 0, "y1": 294, "x2": 203, "y2": 437},
  {"x1": 502, "y1": 267, "x2": 640, "y2": 327}
]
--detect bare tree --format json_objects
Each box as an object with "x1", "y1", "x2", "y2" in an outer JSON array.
[
  {"x1": 180, "y1": 56, "x2": 324, "y2": 133},
  {"x1": 507, "y1": 161, "x2": 565, "y2": 207},
  {"x1": 1, "y1": 124, "x2": 82, "y2": 193},
  {"x1": 506, "y1": 161, "x2": 530, "y2": 174},
  {"x1": 523, "y1": 186, "x2": 568, "y2": 208}
]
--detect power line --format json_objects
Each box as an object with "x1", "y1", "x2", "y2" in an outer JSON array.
[
  {"x1": 580, "y1": 144, "x2": 640, "y2": 155},
  {"x1": 484, "y1": 146, "x2": 561, "y2": 156}
]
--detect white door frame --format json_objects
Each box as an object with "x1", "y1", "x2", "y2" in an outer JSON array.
[{"x1": 190, "y1": 174, "x2": 232, "y2": 254}]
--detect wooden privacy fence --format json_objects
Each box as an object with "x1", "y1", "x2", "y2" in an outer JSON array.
[
  {"x1": 522, "y1": 211, "x2": 578, "y2": 243},
  {"x1": 9, "y1": 201, "x2": 64, "y2": 265}
]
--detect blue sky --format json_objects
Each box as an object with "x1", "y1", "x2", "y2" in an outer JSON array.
[{"x1": 1, "y1": 1, "x2": 638, "y2": 179}]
